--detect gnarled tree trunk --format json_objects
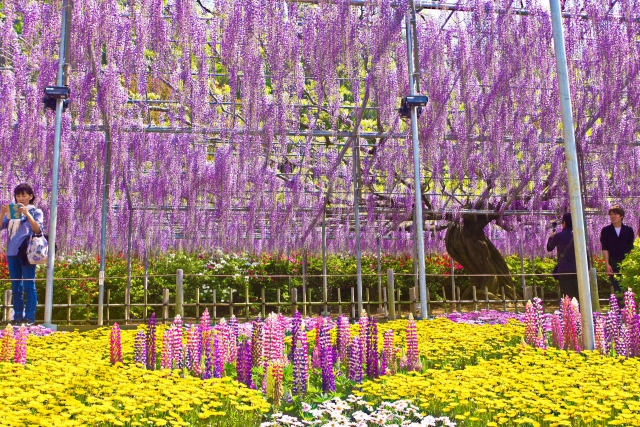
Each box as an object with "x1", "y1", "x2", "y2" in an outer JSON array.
[{"x1": 444, "y1": 214, "x2": 513, "y2": 298}]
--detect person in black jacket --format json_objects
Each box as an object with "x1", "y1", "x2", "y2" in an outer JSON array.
[
  {"x1": 547, "y1": 213, "x2": 579, "y2": 300},
  {"x1": 600, "y1": 205, "x2": 635, "y2": 293}
]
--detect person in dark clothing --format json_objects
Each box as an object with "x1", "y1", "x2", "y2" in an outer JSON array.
[
  {"x1": 547, "y1": 213, "x2": 579, "y2": 300},
  {"x1": 600, "y1": 205, "x2": 635, "y2": 293}
]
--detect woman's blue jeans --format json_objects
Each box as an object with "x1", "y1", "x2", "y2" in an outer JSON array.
[{"x1": 7, "y1": 256, "x2": 37, "y2": 322}]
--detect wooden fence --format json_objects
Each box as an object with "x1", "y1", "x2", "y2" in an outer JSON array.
[{"x1": 1, "y1": 269, "x2": 614, "y2": 325}]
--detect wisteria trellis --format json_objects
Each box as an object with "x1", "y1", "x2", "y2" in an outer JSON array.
[{"x1": 0, "y1": 0, "x2": 639, "y2": 257}]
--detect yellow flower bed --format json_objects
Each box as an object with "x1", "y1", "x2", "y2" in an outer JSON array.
[
  {"x1": 0, "y1": 328, "x2": 269, "y2": 427},
  {"x1": 358, "y1": 346, "x2": 640, "y2": 426},
  {"x1": 378, "y1": 318, "x2": 524, "y2": 367}
]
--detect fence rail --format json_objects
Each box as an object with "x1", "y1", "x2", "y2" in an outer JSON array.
[{"x1": 1, "y1": 268, "x2": 615, "y2": 325}]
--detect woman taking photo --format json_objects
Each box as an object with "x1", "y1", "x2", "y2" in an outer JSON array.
[{"x1": 1, "y1": 184, "x2": 44, "y2": 326}]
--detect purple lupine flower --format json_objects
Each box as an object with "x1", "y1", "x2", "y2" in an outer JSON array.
[
  {"x1": 629, "y1": 314, "x2": 640, "y2": 358},
  {"x1": 337, "y1": 315, "x2": 350, "y2": 363},
  {"x1": 109, "y1": 323, "x2": 122, "y2": 365},
  {"x1": 524, "y1": 301, "x2": 537, "y2": 346},
  {"x1": 617, "y1": 325, "x2": 630, "y2": 358},
  {"x1": 13, "y1": 326, "x2": 27, "y2": 365},
  {"x1": 348, "y1": 336, "x2": 363, "y2": 383},
  {"x1": 200, "y1": 308, "x2": 211, "y2": 358},
  {"x1": 236, "y1": 339, "x2": 253, "y2": 387},
  {"x1": 622, "y1": 288, "x2": 637, "y2": 325},
  {"x1": 229, "y1": 315, "x2": 239, "y2": 344},
  {"x1": 366, "y1": 316, "x2": 379, "y2": 378},
  {"x1": 213, "y1": 333, "x2": 224, "y2": 378},
  {"x1": 292, "y1": 333, "x2": 309, "y2": 395},
  {"x1": 551, "y1": 314, "x2": 563, "y2": 349},
  {"x1": 263, "y1": 313, "x2": 285, "y2": 367},
  {"x1": 290, "y1": 311, "x2": 302, "y2": 362},
  {"x1": 161, "y1": 328, "x2": 172, "y2": 369},
  {"x1": 187, "y1": 326, "x2": 200, "y2": 374},
  {"x1": 561, "y1": 297, "x2": 582, "y2": 352},
  {"x1": 319, "y1": 319, "x2": 335, "y2": 393},
  {"x1": 203, "y1": 333, "x2": 213, "y2": 380},
  {"x1": 134, "y1": 329, "x2": 146, "y2": 366},
  {"x1": 251, "y1": 318, "x2": 263, "y2": 367},
  {"x1": 606, "y1": 294, "x2": 621, "y2": 347},
  {"x1": 406, "y1": 314, "x2": 419, "y2": 371},
  {"x1": 358, "y1": 313, "x2": 369, "y2": 366},
  {"x1": 146, "y1": 313, "x2": 157, "y2": 370},
  {"x1": 382, "y1": 330, "x2": 394, "y2": 375},
  {"x1": 594, "y1": 316, "x2": 608, "y2": 354}
]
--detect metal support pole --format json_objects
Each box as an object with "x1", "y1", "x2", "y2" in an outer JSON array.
[
  {"x1": 549, "y1": 0, "x2": 595, "y2": 350},
  {"x1": 125, "y1": 206, "x2": 133, "y2": 324},
  {"x1": 377, "y1": 237, "x2": 383, "y2": 312},
  {"x1": 44, "y1": 0, "x2": 72, "y2": 329},
  {"x1": 519, "y1": 239, "x2": 528, "y2": 301},
  {"x1": 352, "y1": 135, "x2": 363, "y2": 316},
  {"x1": 302, "y1": 247, "x2": 308, "y2": 316},
  {"x1": 321, "y1": 210, "x2": 329, "y2": 316},
  {"x1": 405, "y1": 11, "x2": 428, "y2": 319},
  {"x1": 176, "y1": 269, "x2": 184, "y2": 318}
]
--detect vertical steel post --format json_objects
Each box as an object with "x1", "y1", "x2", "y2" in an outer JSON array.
[
  {"x1": 44, "y1": 0, "x2": 72, "y2": 328},
  {"x1": 405, "y1": 12, "x2": 428, "y2": 319},
  {"x1": 352, "y1": 135, "x2": 363, "y2": 316},
  {"x1": 549, "y1": 0, "x2": 595, "y2": 350},
  {"x1": 377, "y1": 236, "x2": 383, "y2": 312},
  {"x1": 322, "y1": 209, "x2": 329, "y2": 316}
]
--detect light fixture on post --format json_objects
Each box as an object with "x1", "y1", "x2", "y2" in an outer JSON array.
[
  {"x1": 399, "y1": 95, "x2": 428, "y2": 119},
  {"x1": 43, "y1": 85, "x2": 71, "y2": 112}
]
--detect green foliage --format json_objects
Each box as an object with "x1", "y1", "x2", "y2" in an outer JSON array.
[{"x1": 618, "y1": 240, "x2": 640, "y2": 296}]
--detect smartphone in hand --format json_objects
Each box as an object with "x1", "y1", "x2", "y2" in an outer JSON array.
[{"x1": 8, "y1": 203, "x2": 22, "y2": 220}]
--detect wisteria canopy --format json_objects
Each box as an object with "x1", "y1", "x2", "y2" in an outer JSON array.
[{"x1": 0, "y1": 0, "x2": 639, "y2": 267}]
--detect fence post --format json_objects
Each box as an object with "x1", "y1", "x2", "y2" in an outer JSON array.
[
  {"x1": 426, "y1": 287, "x2": 431, "y2": 318},
  {"x1": 67, "y1": 291, "x2": 72, "y2": 325},
  {"x1": 383, "y1": 287, "x2": 389, "y2": 320},
  {"x1": 366, "y1": 288, "x2": 371, "y2": 315},
  {"x1": 3, "y1": 290, "x2": 9, "y2": 322},
  {"x1": 338, "y1": 288, "x2": 343, "y2": 316},
  {"x1": 302, "y1": 248, "x2": 308, "y2": 316},
  {"x1": 350, "y1": 287, "x2": 355, "y2": 319},
  {"x1": 261, "y1": 287, "x2": 266, "y2": 318},
  {"x1": 276, "y1": 288, "x2": 281, "y2": 314},
  {"x1": 162, "y1": 288, "x2": 169, "y2": 324},
  {"x1": 397, "y1": 288, "x2": 401, "y2": 318},
  {"x1": 484, "y1": 285, "x2": 489, "y2": 310},
  {"x1": 245, "y1": 284, "x2": 250, "y2": 319},
  {"x1": 106, "y1": 289, "x2": 110, "y2": 323},
  {"x1": 176, "y1": 269, "x2": 184, "y2": 318},
  {"x1": 409, "y1": 286, "x2": 417, "y2": 318},
  {"x1": 472, "y1": 286, "x2": 478, "y2": 312},
  {"x1": 195, "y1": 288, "x2": 200, "y2": 319},
  {"x1": 291, "y1": 287, "x2": 298, "y2": 315},
  {"x1": 212, "y1": 289, "x2": 217, "y2": 320},
  {"x1": 229, "y1": 288, "x2": 234, "y2": 317},
  {"x1": 456, "y1": 286, "x2": 461, "y2": 312},
  {"x1": 387, "y1": 269, "x2": 396, "y2": 320},
  {"x1": 442, "y1": 285, "x2": 448, "y2": 314},
  {"x1": 143, "y1": 253, "x2": 148, "y2": 320},
  {"x1": 377, "y1": 237, "x2": 383, "y2": 313},
  {"x1": 501, "y1": 286, "x2": 507, "y2": 312},
  {"x1": 589, "y1": 267, "x2": 600, "y2": 312}
]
